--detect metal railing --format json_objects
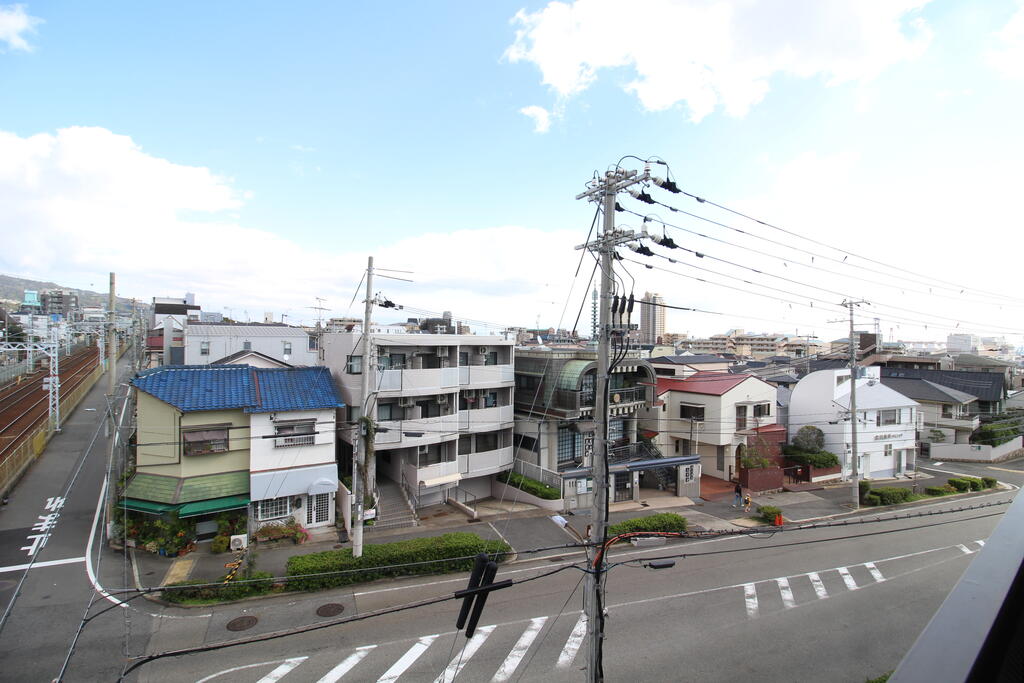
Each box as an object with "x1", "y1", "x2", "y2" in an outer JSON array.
[
  {"x1": 0, "y1": 360, "x2": 31, "y2": 385},
  {"x1": 448, "y1": 485, "x2": 478, "y2": 513},
  {"x1": 513, "y1": 459, "x2": 563, "y2": 490},
  {"x1": 400, "y1": 469, "x2": 419, "y2": 511}
]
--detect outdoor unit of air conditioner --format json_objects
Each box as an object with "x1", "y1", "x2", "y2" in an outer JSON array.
[
  {"x1": 436, "y1": 394, "x2": 449, "y2": 405},
  {"x1": 399, "y1": 397, "x2": 415, "y2": 408},
  {"x1": 477, "y1": 346, "x2": 488, "y2": 354},
  {"x1": 229, "y1": 534, "x2": 248, "y2": 551},
  {"x1": 436, "y1": 346, "x2": 448, "y2": 357},
  {"x1": 417, "y1": 445, "x2": 429, "y2": 455}
]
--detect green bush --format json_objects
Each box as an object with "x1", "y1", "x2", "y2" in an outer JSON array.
[
  {"x1": 792, "y1": 425, "x2": 825, "y2": 452},
  {"x1": 872, "y1": 487, "x2": 912, "y2": 505},
  {"x1": 607, "y1": 513, "x2": 687, "y2": 537},
  {"x1": 859, "y1": 479, "x2": 872, "y2": 502},
  {"x1": 162, "y1": 571, "x2": 275, "y2": 604},
  {"x1": 496, "y1": 471, "x2": 560, "y2": 500},
  {"x1": 924, "y1": 486, "x2": 948, "y2": 496},
  {"x1": 785, "y1": 450, "x2": 841, "y2": 469},
  {"x1": 963, "y1": 477, "x2": 983, "y2": 491},
  {"x1": 757, "y1": 505, "x2": 782, "y2": 524},
  {"x1": 285, "y1": 532, "x2": 510, "y2": 591},
  {"x1": 947, "y1": 477, "x2": 971, "y2": 492},
  {"x1": 863, "y1": 492, "x2": 882, "y2": 506},
  {"x1": 210, "y1": 534, "x2": 230, "y2": 554},
  {"x1": 982, "y1": 476, "x2": 998, "y2": 489}
]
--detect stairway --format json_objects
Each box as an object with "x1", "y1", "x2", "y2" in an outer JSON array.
[{"x1": 365, "y1": 479, "x2": 418, "y2": 532}]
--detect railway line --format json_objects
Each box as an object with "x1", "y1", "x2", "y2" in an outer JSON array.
[{"x1": 0, "y1": 346, "x2": 101, "y2": 460}]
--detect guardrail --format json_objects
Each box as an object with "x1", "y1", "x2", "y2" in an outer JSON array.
[{"x1": 513, "y1": 459, "x2": 563, "y2": 489}]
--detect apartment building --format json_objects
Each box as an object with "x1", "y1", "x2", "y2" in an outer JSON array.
[
  {"x1": 322, "y1": 331, "x2": 515, "y2": 511},
  {"x1": 639, "y1": 292, "x2": 665, "y2": 345},
  {"x1": 184, "y1": 323, "x2": 318, "y2": 366}
]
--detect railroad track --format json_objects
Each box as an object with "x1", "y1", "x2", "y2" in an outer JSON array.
[{"x1": 0, "y1": 346, "x2": 102, "y2": 460}]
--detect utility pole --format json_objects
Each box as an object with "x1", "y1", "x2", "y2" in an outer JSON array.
[
  {"x1": 576, "y1": 166, "x2": 649, "y2": 683},
  {"x1": 107, "y1": 272, "x2": 117, "y2": 396},
  {"x1": 352, "y1": 256, "x2": 374, "y2": 558},
  {"x1": 843, "y1": 299, "x2": 867, "y2": 508}
]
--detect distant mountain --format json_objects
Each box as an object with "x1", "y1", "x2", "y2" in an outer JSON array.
[{"x1": 0, "y1": 273, "x2": 139, "y2": 312}]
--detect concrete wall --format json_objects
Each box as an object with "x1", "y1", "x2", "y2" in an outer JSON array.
[{"x1": 930, "y1": 436, "x2": 1024, "y2": 462}]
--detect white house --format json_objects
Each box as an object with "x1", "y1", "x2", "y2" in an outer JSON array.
[
  {"x1": 789, "y1": 366, "x2": 919, "y2": 479},
  {"x1": 184, "y1": 323, "x2": 318, "y2": 366}
]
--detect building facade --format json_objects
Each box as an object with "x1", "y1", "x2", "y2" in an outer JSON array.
[
  {"x1": 639, "y1": 292, "x2": 665, "y2": 345},
  {"x1": 184, "y1": 323, "x2": 318, "y2": 366}
]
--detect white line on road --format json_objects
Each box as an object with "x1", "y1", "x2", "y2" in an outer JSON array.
[
  {"x1": 776, "y1": 577, "x2": 795, "y2": 609},
  {"x1": 807, "y1": 572, "x2": 829, "y2": 600},
  {"x1": 255, "y1": 657, "x2": 308, "y2": 683},
  {"x1": 743, "y1": 583, "x2": 758, "y2": 619},
  {"x1": 864, "y1": 562, "x2": 886, "y2": 583},
  {"x1": 975, "y1": 539, "x2": 986, "y2": 547},
  {"x1": 196, "y1": 658, "x2": 306, "y2": 682},
  {"x1": 492, "y1": 617, "x2": 547, "y2": 682},
  {"x1": 932, "y1": 462, "x2": 944, "y2": 466},
  {"x1": 435, "y1": 625, "x2": 496, "y2": 683},
  {"x1": 0, "y1": 556, "x2": 85, "y2": 574},
  {"x1": 955, "y1": 543, "x2": 973, "y2": 555},
  {"x1": 378, "y1": 635, "x2": 437, "y2": 683},
  {"x1": 838, "y1": 567, "x2": 859, "y2": 591},
  {"x1": 316, "y1": 645, "x2": 377, "y2": 683},
  {"x1": 557, "y1": 614, "x2": 587, "y2": 668}
]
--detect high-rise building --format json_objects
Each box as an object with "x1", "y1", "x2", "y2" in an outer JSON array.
[{"x1": 639, "y1": 292, "x2": 665, "y2": 345}]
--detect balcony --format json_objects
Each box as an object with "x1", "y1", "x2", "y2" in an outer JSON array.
[
  {"x1": 378, "y1": 367, "x2": 460, "y2": 395},
  {"x1": 458, "y1": 446, "x2": 513, "y2": 477},
  {"x1": 458, "y1": 405, "x2": 514, "y2": 432},
  {"x1": 458, "y1": 364, "x2": 514, "y2": 387},
  {"x1": 414, "y1": 459, "x2": 461, "y2": 488},
  {"x1": 375, "y1": 415, "x2": 459, "y2": 447},
  {"x1": 930, "y1": 414, "x2": 980, "y2": 432}
]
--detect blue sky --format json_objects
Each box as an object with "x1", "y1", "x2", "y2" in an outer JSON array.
[{"x1": 1, "y1": 1, "x2": 1023, "y2": 344}]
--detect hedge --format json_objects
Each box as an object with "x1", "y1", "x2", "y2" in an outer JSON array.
[
  {"x1": 782, "y1": 449, "x2": 841, "y2": 469},
  {"x1": 496, "y1": 471, "x2": 560, "y2": 500},
  {"x1": 757, "y1": 505, "x2": 782, "y2": 524},
  {"x1": 859, "y1": 480, "x2": 872, "y2": 502},
  {"x1": 863, "y1": 492, "x2": 882, "y2": 506},
  {"x1": 924, "y1": 486, "x2": 949, "y2": 496},
  {"x1": 607, "y1": 513, "x2": 687, "y2": 537},
  {"x1": 285, "y1": 532, "x2": 509, "y2": 591},
  {"x1": 982, "y1": 476, "x2": 998, "y2": 489},
  {"x1": 947, "y1": 478, "x2": 971, "y2": 492},
  {"x1": 162, "y1": 571, "x2": 275, "y2": 603},
  {"x1": 872, "y1": 487, "x2": 912, "y2": 506}
]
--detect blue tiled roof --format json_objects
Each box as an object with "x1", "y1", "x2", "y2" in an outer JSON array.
[{"x1": 132, "y1": 365, "x2": 344, "y2": 413}]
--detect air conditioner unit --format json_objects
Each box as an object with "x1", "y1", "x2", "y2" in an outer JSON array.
[
  {"x1": 477, "y1": 346, "x2": 488, "y2": 354},
  {"x1": 436, "y1": 346, "x2": 448, "y2": 357},
  {"x1": 417, "y1": 445, "x2": 430, "y2": 455},
  {"x1": 436, "y1": 394, "x2": 449, "y2": 405},
  {"x1": 399, "y1": 397, "x2": 415, "y2": 408},
  {"x1": 229, "y1": 534, "x2": 248, "y2": 551}
]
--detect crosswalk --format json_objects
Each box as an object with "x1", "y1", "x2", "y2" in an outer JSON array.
[{"x1": 196, "y1": 538, "x2": 987, "y2": 682}]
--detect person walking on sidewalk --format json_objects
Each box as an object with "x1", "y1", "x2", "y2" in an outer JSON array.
[{"x1": 733, "y1": 482, "x2": 742, "y2": 508}]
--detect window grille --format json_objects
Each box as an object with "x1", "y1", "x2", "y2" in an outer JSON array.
[
  {"x1": 274, "y1": 420, "x2": 315, "y2": 447},
  {"x1": 182, "y1": 426, "x2": 230, "y2": 456},
  {"x1": 257, "y1": 496, "x2": 290, "y2": 521}
]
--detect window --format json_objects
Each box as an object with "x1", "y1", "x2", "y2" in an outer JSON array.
[
  {"x1": 390, "y1": 353, "x2": 406, "y2": 369},
  {"x1": 307, "y1": 335, "x2": 318, "y2": 351},
  {"x1": 716, "y1": 446, "x2": 725, "y2": 471},
  {"x1": 514, "y1": 434, "x2": 538, "y2": 453},
  {"x1": 283, "y1": 341, "x2": 292, "y2": 355},
  {"x1": 378, "y1": 403, "x2": 395, "y2": 421},
  {"x1": 256, "y1": 496, "x2": 291, "y2": 521},
  {"x1": 877, "y1": 409, "x2": 900, "y2": 426},
  {"x1": 306, "y1": 493, "x2": 331, "y2": 525},
  {"x1": 680, "y1": 404, "x2": 705, "y2": 421},
  {"x1": 458, "y1": 436, "x2": 472, "y2": 455},
  {"x1": 200, "y1": 341, "x2": 210, "y2": 356},
  {"x1": 243, "y1": 341, "x2": 252, "y2": 351},
  {"x1": 486, "y1": 351, "x2": 498, "y2": 366},
  {"x1": 608, "y1": 418, "x2": 624, "y2": 443},
  {"x1": 476, "y1": 432, "x2": 498, "y2": 452},
  {"x1": 484, "y1": 391, "x2": 498, "y2": 408},
  {"x1": 941, "y1": 404, "x2": 953, "y2": 419},
  {"x1": 275, "y1": 420, "x2": 315, "y2": 447},
  {"x1": 346, "y1": 354, "x2": 362, "y2": 374},
  {"x1": 183, "y1": 426, "x2": 230, "y2": 456},
  {"x1": 418, "y1": 445, "x2": 454, "y2": 467},
  {"x1": 736, "y1": 405, "x2": 748, "y2": 431},
  {"x1": 754, "y1": 403, "x2": 771, "y2": 418},
  {"x1": 884, "y1": 443, "x2": 893, "y2": 458},
  {"x1": 459, "y1": 351, "x2": 469, "y2": 367},
  {"x1": 557, "y1": 427, "x2": 578, "y2": 468}
]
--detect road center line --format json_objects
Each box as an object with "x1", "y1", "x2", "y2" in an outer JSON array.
[{"x1": 0, "y1": 556, "x2": 85, "y2": 574}]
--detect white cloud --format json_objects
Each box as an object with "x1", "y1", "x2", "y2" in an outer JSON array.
[
  {"x1": 507, "y1": 0, "x2": 932, "y2": 121},
  {"x1": 0, "y1": 4, "x2": 42, "y2": 52},
  {"x1": 519, "y1": 105, "x2": 552, "y2": 133},
  {"x1": 0, "y1": 126, "x2": 587, "y2": 331},
  {"x1": 987, "y1": 1, "x2": 1024, "y2": 79}
]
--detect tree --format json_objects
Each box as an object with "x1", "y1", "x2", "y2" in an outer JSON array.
[{"x1": 793, "y1": 425, "x2": 825, "y2": 453}]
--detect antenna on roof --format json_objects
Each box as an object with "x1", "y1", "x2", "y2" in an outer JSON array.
[{"x1": 307, "y1": 297, "x2": 328, "y2": 327}]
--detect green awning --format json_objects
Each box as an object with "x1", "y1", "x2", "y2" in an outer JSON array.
[
  {"x1": 120, "y1": 499, "x2": 179, "y2": 515},
  {"x1": 178, "y1": 495, "x2": 250, "y2": 518}
]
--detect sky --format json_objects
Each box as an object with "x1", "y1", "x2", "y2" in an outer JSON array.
[{"x1": 1, "y1": 1, "x2": 1023, "y2": 346}]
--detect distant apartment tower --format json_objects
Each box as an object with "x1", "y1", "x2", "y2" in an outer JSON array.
[
  {"x1": 947, "y1": 333, "x2": 980, "y2": 354},
  {"x1": 40, "y1": 290, "x2": 79, "y2": 317},
  {"x1": 640, "y1": 292, "x2": 665, "y2": 345}
]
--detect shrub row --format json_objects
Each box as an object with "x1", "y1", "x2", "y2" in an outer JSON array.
[
  {"x1": 863, "y1": 491, "x2": 882, "y2": 506},
  {"x1": 285, "y1": 532, "x2": 509, "y2": 591},
  {"x1": 870, "y1": 487, "x2": 913, "y2": 506},
  {"x1": 162, "y1": 572, "x2": 275, "y2": 604},
  {"x1": 607, "y1": 513, "x2": 687, "y2": 537},
  {"x1": 496, "y1": 470, "x2": 560, "y2": 500},
  {"x1": 782, "y1": 449, "x2": 841, "y2": 469},
  {"x1": 757, "y1": 505, "x2": 782, "y2": 525}
]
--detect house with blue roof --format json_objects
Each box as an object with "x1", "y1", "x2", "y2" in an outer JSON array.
[{"x1": 124, "y1": 364, "x2": 345, "y2": 537}]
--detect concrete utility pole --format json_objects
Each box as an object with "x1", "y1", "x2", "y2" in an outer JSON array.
[
  {"x1": 352, "y1": 256, "x2": 375, "y2": 559},
  {"x1": 576, "y1": 166, "x2": 649, "y2": 683},
  {"x1": 107, "y1": 272, "x2": 117, "y2": 395},
  {"x1": 844, "y1": 299, "x2": 867, "y2": 509}
]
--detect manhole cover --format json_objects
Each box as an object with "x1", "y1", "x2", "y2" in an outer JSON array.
[
  {"x1": 226, "y1": 616, "x2": 258, "y2": 631},
  {"x1": 316, "y1": 603, "x2": 345, "y2": 617}
]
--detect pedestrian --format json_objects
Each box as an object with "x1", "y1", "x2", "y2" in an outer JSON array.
[
  {"x1": 743, "y1": 492, "x2": 752, "y2": 513},
  {"x1": 733, "y1": 482, "x2": 742, "y2": 508}
]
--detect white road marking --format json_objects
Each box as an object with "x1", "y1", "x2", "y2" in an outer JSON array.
[
  {"x1": 743, "y1": 583, "x2": 758, "y2": 618},
  {"x1": 316, "y1": 645, "x2": 376, "y2": 683},
  {"x1": 864, "y1": 562, "x2": 886, "y2": 583},
  {"x1": 492, "y1": 617, "x2": 547, "y2": 682},
  {"x1": 255, "y1": 658, "x2": 307, "y2": 683},
  {"x1": 776, "y1": 577, "x2": 795, "y2": 609},
  {"x1": 434, "y1": 624, "x2": 496, "y2": 683},
  {"x1": 557, "y1": 614, "x2": 587, "y2": 668},
  {"x1": 975, "y1": 539, "x2": 986, "y2": 547},
  {"x1": 196, "y1": 658, "x2": 305, "y2": 682},
  {"x1": 955, "y1": 544, "x2": 973, "y2": 555},
  {"x1": 932, "y1": 462, "x2": 944, "y2": 466},
  {"x1": 378, "y1": 635, "x2": 437, "y2": 683},
  {"x1": 0, "y1": 556, "x2": 85, "y2": 574},
  {"x1": 838, "y1": 567, "x2": 859, "y2": 591},
  {"x1": 807, "y1": 572, "x2": 829, "y2": 600}
]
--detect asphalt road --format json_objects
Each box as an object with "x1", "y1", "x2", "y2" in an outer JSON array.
[{"x1": 130, "y1": 484, "x2": 1017, "y2": 683}]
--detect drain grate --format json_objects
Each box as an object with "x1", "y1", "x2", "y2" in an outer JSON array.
[
  {"x1": 316, "y1": 603, "x2": 345, "y2": 618},
  {"x1": 226, "y1": 615, "x2": 258, "y2": 632}
]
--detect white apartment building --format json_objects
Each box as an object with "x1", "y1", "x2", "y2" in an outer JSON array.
[
  {"x1": 183, "y1": 323, "x2": 318, "y2": 366},
  {"x1": 639, "y1": 292, "x2": 665, "y2": 345},
  {"x1": 789, "y1": 366, "x2": 919, "y2": 480},
  {"x1": 322, "y1": 332, "x2": 515, "y2": 509}
]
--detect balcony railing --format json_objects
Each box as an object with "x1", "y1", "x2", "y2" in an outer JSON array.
[
  {"x1": 375, "y1": 415, "x2": 459, "y2": 446},
  {"x1": 458, "y1": 364, "x2": 514, "y2": 386},
  {"x1": 378, "y1": 367, "x2": 460, "y2": 393},
  {"x1": 607, "y1": 440, "x2": 663, "y2": 464},
  {"x1": 458, "y1": 405, "x2": 513, "y2": 431}
]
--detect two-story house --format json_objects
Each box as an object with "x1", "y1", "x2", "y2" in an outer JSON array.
[
  {"x1": 648, "y1": 354, "x2": 734, "y2": 378},
  {"x1": 514, "y1": 346, "x2": 699, "y2": 508},
  {"x1": 790, "y1": 366, "x2": 919, "y2": 480},
  {"x1": 639, "y1": 372, "x2": 781, "y2": 482},
  {"x1": 880, "y1": 376, "x2": 979, "y2": 446},
  {"x1": 123, "y1": 365, "x2": 344, "y2": 537},
  {"x1": 322, "y1": 331, "x2": 515, "y2": 515},
  {"x1": 184, "y1": 323, "x2": 318, "y2": 366}
]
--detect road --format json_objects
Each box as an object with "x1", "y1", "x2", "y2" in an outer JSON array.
[{"x1": 131, "y1": 481, "x2": 1018, "y2": 683}]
